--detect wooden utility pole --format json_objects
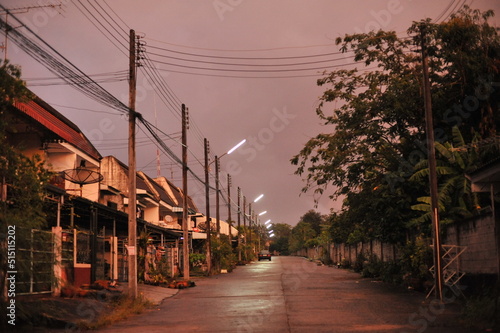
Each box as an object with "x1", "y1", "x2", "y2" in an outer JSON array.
[
  {"x1": 243, "y1": 196, "x2": 247, "y2": 258},
  {"x1": 204, "y1": 138, "x2": 212, "y2": 274},
  {"x1": 420, "y1": 24, "x2": 443, "y2": 301},
  {"x1": 237, "y1": 187, "x2": 241, "y2": 262},
  {"x1": 227, "y1": 174, "x2": 232, "y2": 243},
  {"x1": 215, "y1": 156, "x2": 220, "y2": 236},
  {"x1": 248, "y1": 203, "x2": 252, "y2": 245},
  {"x1": 181, "y1": 104, "x2": 190, "y2": 280},
  {"x1": 127, "y1": 29, "x2": 138, "y2": 298},
  {"x1": 1, "y1": 4, "x2": 62, "y2": 61}
]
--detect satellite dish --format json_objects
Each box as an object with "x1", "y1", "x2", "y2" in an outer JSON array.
[
  {"x1": 63, "y1": 167, "x2": 103, "y2": 187},
  {"x1": 164, "y1": 215, "x2": 174, "y2": 223}
]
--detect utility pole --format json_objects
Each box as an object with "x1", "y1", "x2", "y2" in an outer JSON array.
[
  {"x1": 420, "y1": 23, "x2": 443, "y2": 301},
  {"x1": 248, "y1": 203, "x2": 252, "y2": 245},
  {"x1": 2, "y1": 12, "x2": 7, "y2": 62},
  {"x1": 1, "y1": 4, "x2": 62, "y2": 61},
  {"x1": 243, "y1": 196, "x2": 247, "y2": 260},
  {"x1": 227, "y1": 174, "x2": 232, "y2": 244},
  {"x1": 127, "y1": 29, "x2": 138, "y2": 298},
  {"x1": 181, "y1": 104, "x2": 190, "y2": 280},
  {"x1": 237, "y1": 187, "x2": 241, "y2": 262},
  {"x1": 204, "y1": 138, "x2": 212, "y2": 275},
  {"x1": 215, "y1": 156, "x2": 220, "y2": 237}
]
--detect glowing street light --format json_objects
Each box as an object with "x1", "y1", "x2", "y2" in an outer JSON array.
[
  {"x1": 253, "y1": 194, "x2": 264, "y2": 203},
  {"x1": 227, "y1": 139, "x2": 247, "y2": 155},
  {"x1": 266, "y1": 224, "x2": 272, "y2": 229},
  {"x1": 258, "y1": 211, "x2": 267, "y2": 216},
  {"x1": 211, "y1": 139, "x2": 247, "y2": 167},
  {"x1": 264, "y1": 219, "x2": 271, "y2": 225}
]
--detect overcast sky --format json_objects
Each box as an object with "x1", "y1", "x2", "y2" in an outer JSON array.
[{"x1": 3, "y1": 0, "x2": 500, "y2": 227}]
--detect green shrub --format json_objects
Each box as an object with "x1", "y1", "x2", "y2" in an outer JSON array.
[
  {"x1": 380, "y1": 260, "x2": 403, "y2": 284},
  {"x1": 398, "y1": 236, "x2": 433, "y2": 289},
  {"x1": 189, "y1": 253, "x2": 206, "y2": 268},
  {"x1": 462, "y1": 290, "x2": 499, "y2": 330},
  {"x1": 353, "y1": 252, "x2": 366, "y2": 273},
  {"x1": 211, "y1": 235, "x2": 237, "y2": 272},
  {"x1": 341, "y1": 258, "x2": 351, "y2": 268},
  {"x1": 361, "y1": 254, "x2": 383, "y2": 278}
]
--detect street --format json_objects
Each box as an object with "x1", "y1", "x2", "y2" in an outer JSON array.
[{"x1": 99, "y1": 256, "x2": 476, "y2": 333}]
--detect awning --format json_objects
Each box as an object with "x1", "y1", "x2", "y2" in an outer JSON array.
[{"x1": 191, "y1": 231, "x2": 207, "y2": 239}]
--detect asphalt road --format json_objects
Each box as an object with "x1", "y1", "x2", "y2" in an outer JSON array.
[{"x1": 99, "y1": 256, "x2": 478, "y2": 333}]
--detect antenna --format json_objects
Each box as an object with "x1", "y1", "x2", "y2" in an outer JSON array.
[{"x1": 1, "y1": 3, "x2": 64, "y2": 61}]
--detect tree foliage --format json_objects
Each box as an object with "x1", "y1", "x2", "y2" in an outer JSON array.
[
  {"x1": 269, "y1": 223, "x2": 292, "y2": 255},
  {"x1": 291, "y1": 7, "x2": 500, "y2": 245},
  {"x1": 410, "y1": 126, "x2": 486, "y2": 226},
  {"x1": 0, "y1": 61, "x2": 51, "y2": 304},
  {"x1": 288, "y1": 221, "x2": 316, "y2": 253},
  {"x1": 298, "y1": 210, "x2": 324, "y2": 236}
]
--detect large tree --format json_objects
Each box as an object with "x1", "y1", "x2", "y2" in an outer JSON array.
[
  {"x1": 0, "y1": 61, "x2": 50, "y2": 305},
  {"x1": 288, "y1": 222, "x2": 316, "y2": 253},
  {"x1": 298, "y1": 210, "x2": 324, "y2": 236},
  {"x1": 269, "y1": 223, "x2": 292, "y2": 255},
  {"x1": 292, "y1": 7, "x2": 500, "y2": 242}
]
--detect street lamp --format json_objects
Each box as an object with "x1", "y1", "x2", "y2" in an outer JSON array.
[
  {"x1": 214, "y1": 139, "x2": 246, "y2": 237},
  {"x1": 227, "y1": 139, "x2": 246, "y2": 155},
  {"x1": 248, "y1": 196, "x2": 269, "y2": 256},
  {"x1": 253, "y1": 194, "x2": 264, "y2": 203},
  {"x1": 204, "y1": 139, "x2": 245, "y2": 274},
  {"x1": 239, "y1": 192, "x2": 267, "y2": 260}
]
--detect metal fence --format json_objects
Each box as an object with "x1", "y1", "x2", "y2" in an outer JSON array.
[{"x1": 17, "y1": 229, "x2": 54, "y2": 295}]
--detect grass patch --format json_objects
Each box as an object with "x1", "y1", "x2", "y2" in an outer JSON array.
[
  {"x1": 82, "y1": 294, "x2": 153, "y2": 329},
  {"x1": 462, "y1": 292, "x2": 499, "y2": 330}
]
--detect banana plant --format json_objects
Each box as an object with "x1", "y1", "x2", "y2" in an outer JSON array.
[{"x1": 409, "y1": 126, "x2": 484, "y2": 227}]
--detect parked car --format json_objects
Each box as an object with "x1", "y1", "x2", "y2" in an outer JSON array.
[{"x1": 258, "y1": 250, "x2": 271, "y2": 261}]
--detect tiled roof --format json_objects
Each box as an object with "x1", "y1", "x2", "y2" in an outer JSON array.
[
  {"x1": 138, "y1": 172, "x2": 177, "y2": 207},
  {"x1": 13, "y1": 97, "x2": 101, "y2": 161}
]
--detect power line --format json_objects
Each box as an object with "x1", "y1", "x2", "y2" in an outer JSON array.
[
  {"x1": 72, "y1": 0, "x2": 128, "y2": 56},
  {"x1": 103, "y1": 0, "x2": 129, "y2": 30},
  {"x1": 146, "y1": 50, "x2": 352, "y2": 68},
  {"x1": 145, "y1": 36, "x2": 345, "y2": 53},
  {"x1": 0, "y1": 6, "x2": 130, "y2": 115},
  {"x1": 25, "y1": 70, "x2": 128, "y2": 86},
  {"x1": 47, "y1": 102, "x2": 124, "y2": 115},
  {"x1": 146, "y1": 56, "x2": 361, "y2": 74},
  {"x1": 146, "y1": 43, "x2": 350, "y2": 61}
]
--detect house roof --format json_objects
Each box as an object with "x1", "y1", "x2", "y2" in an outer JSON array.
[
  {"x1": 154, "y1": 176, "x2": 183, "y2": 207},
  {"x1": 13, "y1": 96, "x2": 101, "y2": 161},
  {"x1": 138, "y1": 171, "x2": 177, "y2": 208},
  {"x1": 102, "y1": 157, "x2": 196, "y2": 213},
  {"x1": 154, "y1": 176, "x2": 199, "y2": 213},
  {"x1": 468, "y1": 157, "x2": 500, "y2": 193}
]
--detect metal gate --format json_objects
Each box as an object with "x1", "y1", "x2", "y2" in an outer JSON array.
[
  {"x1": 117, "y1": 237, "x2": 128, "y2": 282},
  {"x1": 17, "y1": 229, "x2": 54, "y2": 295},
  {"x1": 74, "y1": 230, "x2": 106, "y2": 280}
]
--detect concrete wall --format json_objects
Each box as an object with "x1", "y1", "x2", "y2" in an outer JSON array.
[
  {"x1": 443, "y1": 212, "x2": 499, "y2": 275},
  {"x1": 294, "y1": 213, "x2": 499, "y2": 277},
  {"x1": 328, "y1": 241, "x2": 399, "y2": 265}
]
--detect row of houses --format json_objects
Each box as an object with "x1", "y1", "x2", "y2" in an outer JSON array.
[{"x1": 7, "y1": 91, "x2": 236, "y2": 295}]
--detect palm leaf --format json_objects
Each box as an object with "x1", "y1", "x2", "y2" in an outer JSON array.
[
  {"x1": 411, "y1": 203, "x2": 430, "y2": 212},
  {"x1": 451, "y1": 126, "x2": 466, "y2": 148},
  {"x1": 409, "y1": 168, "x2": 429, "y2": 181},
  {"x1": 435, "y1": 142, "x2": 453, "y2": 161}
]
